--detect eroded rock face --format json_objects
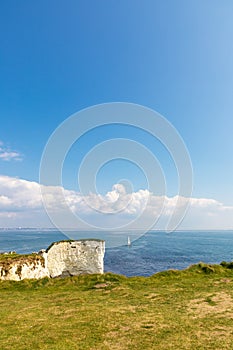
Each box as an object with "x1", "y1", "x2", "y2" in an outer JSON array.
[
  {"x1": 0, "y1": 239, "x2": 105, "y2": 280},
  {"x1": 0, "y1": 257, "x2": 49, "y2": 281},
  {"x1": 46, "y1": 240, "x2": 105, "y2": 278}
]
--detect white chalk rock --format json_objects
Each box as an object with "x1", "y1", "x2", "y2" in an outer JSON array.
[
  {"x1": 0, "y1": 257, "x2": 49, "y2": 281},
  {"x1": 46, "y1": 240, "x2": 105, "y2": 278},
  {"x1": 0, "y1": 239, "x2": 105, "y2": 281}
]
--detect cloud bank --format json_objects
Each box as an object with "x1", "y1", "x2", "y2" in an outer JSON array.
[{"x1": 0, "y1": 175, "x2": 232, "y2": 230}]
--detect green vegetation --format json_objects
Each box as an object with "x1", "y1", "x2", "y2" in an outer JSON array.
[
  {"x1": 0, "y1": 253, "x2": 43, "y2": 262},
  {"x1": 1, "y1": 262, "x2": 233, "y2": 349}
]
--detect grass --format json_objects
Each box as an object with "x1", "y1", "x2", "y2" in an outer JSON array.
[
  {"x1": 0, "y1": 253, "x2": 40, "y2": 261},
  {"x1": 1, "y1": 262, "x2": 233, "y2": 349}
]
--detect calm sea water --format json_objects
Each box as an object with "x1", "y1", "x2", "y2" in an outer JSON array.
[{"x1": 0, "y1": 230, "x2": 233, "y2": 277}]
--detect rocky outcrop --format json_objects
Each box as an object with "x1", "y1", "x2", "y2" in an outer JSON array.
[
  {"x1": 0, "y1": 239, "x2": 105, "y2": 281},
  {"x1": 44, "y1": 239, "x2": 105, "y2": 278},
  {"x1": 0, "y1": 255, "x2": 49, "y2": 281}
]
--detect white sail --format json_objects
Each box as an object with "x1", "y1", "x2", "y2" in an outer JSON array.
[{"x1": 127, "y1": 236, "x2": 131, "y2": 246}]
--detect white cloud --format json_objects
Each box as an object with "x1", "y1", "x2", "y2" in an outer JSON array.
[
  {"x1": 0, "y1": 175, "x2": 233, "y2": 229},
  {"x1": 0, "y1": 141, "x2": 23, "y2": 161}
]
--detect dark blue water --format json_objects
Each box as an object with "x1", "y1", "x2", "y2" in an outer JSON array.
[{"x1": 0, "y1": 230, "x2": 233, "y2": 276}]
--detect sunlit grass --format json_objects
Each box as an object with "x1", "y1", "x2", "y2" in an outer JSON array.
[{"x1": 1, "y1": 263, "x2": 233, "y2": 349}]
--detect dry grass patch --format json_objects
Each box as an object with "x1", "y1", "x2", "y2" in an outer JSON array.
[{"x1": 188, "y1": 292, "x2": 233, "y2": 318}]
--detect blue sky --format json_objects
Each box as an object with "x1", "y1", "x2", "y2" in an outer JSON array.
[{"x1": 0, "y1": 1, "x2": 233, "y2": 229}]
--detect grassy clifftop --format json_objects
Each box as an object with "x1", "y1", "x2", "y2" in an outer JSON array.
[
  {"x1": 1, "y1": 262, "x2": 233, "y2": 349},
  {"x1": 0, "y1": 253, "x2": 45, "y2": 274}
]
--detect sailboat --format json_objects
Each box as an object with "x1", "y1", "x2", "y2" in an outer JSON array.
[{"x1": 127, "y1": 236, "x2": 131, "y2": 247}]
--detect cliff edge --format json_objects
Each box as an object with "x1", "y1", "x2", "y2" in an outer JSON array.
[{"x1": 0, "y1": 239, "x2": 105, "y2": 281}]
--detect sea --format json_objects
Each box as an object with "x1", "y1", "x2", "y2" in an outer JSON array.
[{"x1": 0, "y1": 229, "x2": 233, "y2": 277}]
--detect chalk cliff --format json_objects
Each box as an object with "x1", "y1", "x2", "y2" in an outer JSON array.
[
  {"x1": 0, "y1": 255, "x2": 48, "y2": 281},
  {"x1": 45, "y1": 239, "x2": 105, "y2": 278},
  {"x1": 0, "y1": 239, "x2": 105, "y2": 281}
]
